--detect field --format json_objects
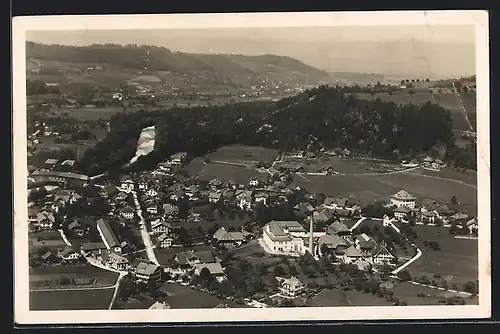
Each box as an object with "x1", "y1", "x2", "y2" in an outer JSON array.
[
  {"x1": 29, "y1": 264, "x2": 119, "y2": 290},
  {"x1": 293, "y1": 168, "x2": 477, "y2": 216},
  {"x1": 30, "y1": 288, "x2": 115, "y2": 310},
  {"x1": 204, "y1": 144, "x2": 280, "y2": 165},
  {"x1": 158, "y1": 283, "x2": 224, "y2": 309},
  {"x1": 194, "y1": 163, "x2": 270, "y2": 184},
  {"x1": 403, "y1": 225, "x2": 478, "y2": 287},
  {"x1": 49, "y1": 107, "x2": 139, "y2": 121},
  {"x1": 356, "y1": 92, "x2": 476, "y2": 131},
  {"x1": 308, "y1": 288, "x2": 391, "y2": 307},
  {"x1": 29, "y1": 230, "x2": 66, "y2": 253},
  {"x1": 388, "y1": 281, "x2": 477, "y2": 305}
]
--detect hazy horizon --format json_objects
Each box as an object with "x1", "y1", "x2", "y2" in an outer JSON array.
[{"x1": 26, "y1": 25, "x2": 476, "y2": 79}]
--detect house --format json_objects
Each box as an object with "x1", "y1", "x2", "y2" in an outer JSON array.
[
  {"x1": 235, "y1": 190, "x2": 253, "y2": 211},
  {"x1": 317, "y1": 234, "x2": 349, "y2": 256},
  {"x1": 371, "y1": 243, "x2": 397, "y2": 267},
  {"x1": 151, "y1": 219, "x2": 172, "y2": 235},
  {"x1": 434, "y1": 205, "x2": 455, "y2": 220},
  {"x1": 169, "y1": 191, "x2": 185, "y2": 201},
  {"x1": 44, "y1": 158, "x2": 59, "y2": 169},
  {"x1": 212, "y1": 227, "x2": 247, "y2": 247},
  {"x1": 171, "y1": 250, "x2": 217, "y2": 273},
  {"x1": 422, "y1": 156, "x2": 434, "y2": 166},
  {"x1": 67, "y1": 219, "x2": 87, "y2": 237},
  {"x1": 253, "y1": 192, "x2": 269, "y2": 206},
  {"x1": 278, "y1": 276, "x2": 305, "y2": 298},
  {"x1": 466, "y1": 217, "x2": 478, "y2": 234},
  {"x1": 334, "y1": 208, "x2": 352, "y2": 218},
  {"x1": 36, "y1": 211, "x2": 56, "y2": 229},
  {"x1": 80, "y1": 242, "x2": 107, "y2": 256},
  {"x1": 420, "y1": 199, "x2": 440, "y2": 213},
  {"x1": 149, "y1": 301, "x2": 171, "y2": 309},
  {"x1": 41, "y1": 251, "x2": 56, "y2": 262},
  {"x1": 390, "y1": 190, "x2": 416, "y2": 209},
  {"x1": 208, "y1": 192, "x2": 222, "y2": 204},
  {"x1": 57, "y1": 246, "x2": 81, "y2": 261},
  {"x1": 120, "y1": 206, "x2": 135, "y2": 220},
  {"x1": 137, "y1": 180, "x2": 148, "y2": 191},
  {"x1": 293, "y1": 202, "x2": 315, "y2": 218},
  {"x1": 28, "y1": 206, "x2": 40, "y2": 223},
  {"x1": 157, "y1": 233, "x2": 173, "y2": 248},
  {"x1": 248, "y1": 178, "x2": 259, "y2": 187},
  {"x1": 101, "y1": 250, "x2": 129, "y2": 271},
  {"x1": 421, "y1": 211, "x2": 437, "y2": 223},
  {"x1": 327, "y1": 220, "x2": 351, "y2": 236},
  {"x1": 262, "y1": 220, "x2": 307, "y2": 255},
  {"x1": 146, "y1": 187, "x2": 158, "y2": 197},
  {"x1": 341, "y1": 246, "x2": 363, "y2": 264},
  {"x1": 100, "y1": 184, "x2": 119, "y2": 199},
  {"x1": 120, "y1": 176, "x2": 135, "y2": 192},
  {"x1": 132, "y1": 259, "x2": 162, "y2": 282},
  {"x1": 312, "y1": 208, "x2": 336, "y2": 225},
  {"x1": 170, "y1": 152, "x2": 187, "y2": 165},
  {"x1": 394, "y1": 206, "x2": 412, "y2": 220},
  {"x1": 353, "y1": 233, "x2": 378, "y2": 256},
  {"x1": 194, "y1": 262, "x2": 226, "y2": 282},
  {"x1": 145, "y1": 201, "x2": 158, "y2": 215},
  {"x1": 113, "y1": 191, "x2": 129, "y2": 203},
  {"x1": 323, "y1": 197, "x2": 349, "y2": 210},
  {"x1": 163, "y1": 204, "x2": 179, "y2": 218},
  {"x1": 450, "y1": 213, "x2": 469, "y2": 223},
  {"x1": 96, "y1": 218, "x2": 122, "y2": 253}
]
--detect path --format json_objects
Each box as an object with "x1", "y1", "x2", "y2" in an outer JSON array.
[
  {"x1": 30, "y1": 284, "x2": 117, "y2": 292},
  {"x1": 398, "y1": 171, "x2": 477, "y2": 189},
  {"x1": 392, "y1": 247, "x2": 422, "y2": 275},
  {"x1": 58, "y1": 229, "x2": 72, "y2": 247},
  {"x1": 407, "y1": 280, "x2": 472, "y2": 297},
  {"x1": 108, "y1": 272, "x2": 127, "y2": 309},
  {"x1": 131, "y1": 185, "x2": 160, "y2": 266}
]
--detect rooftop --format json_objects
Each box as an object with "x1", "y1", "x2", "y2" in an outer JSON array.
[{"x1": 391, "y1": 190, "x2": 416, "y2": 201}]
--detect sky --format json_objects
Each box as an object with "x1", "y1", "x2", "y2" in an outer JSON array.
[{"x1": 26, "y1": 25, "x2": 476, "y2": 78}]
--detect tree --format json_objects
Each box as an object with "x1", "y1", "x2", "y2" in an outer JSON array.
[
  {"x1": 397, "y1": 270, "x2": 411, "y2": 282},
  {"x1": 463, "y1": 281, "x2": 478, "y2": 295},
  {"x1": 450, "y1": 196, "x2": 458, "y2": 204},
  {"x1": 199, "y1": 267, "x2": 214, "y2": 283},
  {"x1": 273, "y1": 265, "x2": 286, "y2": 277},
  {"x1": 288, "y1": 265, "x2": 297, "y2": 276}
]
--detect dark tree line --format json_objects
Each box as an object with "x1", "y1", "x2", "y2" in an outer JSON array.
[{"x1": 74, "y1": 85, "x2": 474, "y2": 176}]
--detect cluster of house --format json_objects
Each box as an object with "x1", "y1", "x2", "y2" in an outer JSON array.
[
  {"x1": 167, "y1": 249, "x2": 227, "y2": 282},
  {"x1": 421, "y1": 156, "x2": 446, "y2": 171},
  {"x1": 388, "y1": 190, "x2": 477, "y2": 232}
]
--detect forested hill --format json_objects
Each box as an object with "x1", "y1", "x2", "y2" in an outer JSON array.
[
  {"x1": 73, "y1": 85, "x2": 476, "y2": 176},
  {"x1": 25, "y1": 42, "x2": 329, "y2": 85}
]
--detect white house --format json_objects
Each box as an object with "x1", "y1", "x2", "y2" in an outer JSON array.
[
  {"x1": 341, "y1": 246, "x2": 364, "y2": 264},
  {"x1": 36, "y1": 211, "x2": 55, "y2": 229},
  {"x1": 248, "y1": 179, "x2": 259, "y2": 187},
  {"x1": 394, "y1": 206, "x2": 412, "y2": 220},
  {"x1": 262, "y1": 220, "x2": 307, "y2": 255},
  {"x1": 208, "y1": 192, "x2": 222, "y2": 204},
  {"x1": 146, "y1": 188, "x2": 158, "y2": 197},
  {"x1": 151, "y1": 219, "x2": 172, "y2": 235},
  {"x1": 57, "y1": 246, "x2": 82, "y2": 261},
  {"x1": 120, "y1": 206, "x2": 135, "y2": 220},
  {"x1": 278, "y1": 276, "x2": 305, "y2": 298},
  {"x1": 390, "y1": 190, "x2": 416, "y2": 209},
  {"x1": 466, "y1": 217, "x2": 478, "y2": 234},
  {"x1": 253, "y1": 192, "x2": 269, "y2": 206},
  {"x1": 235, "y1": 190, "x2": 253, "y2": 211},
  {"x1": 145, "y1": 202, "x2": 158, "y2": 215},
  {"x1": 120, "y1": 177, "x2": 135, "y2": 192},
  {"x1": 371, "y1": 243, "x2": 397, "y2": 267},
  {"x1": 194, "y1": 262, "x2": 227, "y2": 283},
  {"x1": 157, "y1": 233, "x2": 173, "y2": 248},
  {"x1": 170, "y1": 152, "x2": 187, "y2": 165}
]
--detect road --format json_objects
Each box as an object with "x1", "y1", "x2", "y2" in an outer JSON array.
[
  {"x1": 392, "y1": 247, "x2": 422, "y2": 275},
  {"x1": 130, "y1": 186, "x2": 160, "y2": 266},
  {"x1": 108, "y1": 272, "x2": 127, "y2": 309}
]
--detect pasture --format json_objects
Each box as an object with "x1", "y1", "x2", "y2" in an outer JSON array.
[
  {"x1": 356, "y1": 92, "x2": 476, "y2": 131},
  {"x1": 29, "y1": 264, "x2": 119, "y2": 290},
  {"x1": 204, "y1": 144, "x2": 280, "y2": 165},
  {"x1": 50, "y1": 107, "x2": 133, "y2": 121},
  {"x1": 404, "y1": 225, "x2": 478, "y2": 287},
  {"x1": 30, "y1": 288, "x2": 114, "y2": 310},
  {"x1": 308, "y1": 288, "x2": 391, "y2": 307},
  {"x1": 389, "y1": 282, "x2": 477, "y2": 305},
  {"x1": 194, "y1": 163, "x2": 270, "y2": 184},
  {"x1": 29, "y1": 231, "x2": 66, "y2": 253},
  {"x1": 158, "y1": 283, "x2": 223, "y2": 309},
  {"x1": 293, "y1": 168, "x2": 477, "y2": 216}
]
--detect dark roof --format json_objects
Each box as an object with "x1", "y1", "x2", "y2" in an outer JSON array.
[
  {"x1": 31, "y1": 170, "x2": 89, "y2": 181},
  {"x1": 328, "y1": 221, "x2": 350, "y2": 234},
  {"x1": 96, "y1": 218, "x2": 120, "y2": 248},
  {"x1": 81, "y1": 242, "x2": 107, "y2": 251}
]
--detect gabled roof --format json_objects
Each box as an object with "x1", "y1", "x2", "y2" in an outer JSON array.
[
  {"x1": 394, "y1": 206, "x2": 412, "y2": 213},
  {"x1": 149, "y1": 301, "x2": 171, "y2": 309},
  {"x1": 391, "y1": 190, "x2": 416, "y2": 200},
  {"x1": 324, "y1": 197, "x2": 347, "y2": 207},
  {"x1": 157, "y1": 233, "x2": 173, "y2": 242},
  {"x1": 334, "y1": 208, "x2": 351, "y2": 217},
  {"x1": 151, "y1": 219, "x2": 171, "y2": 230},
  {"x1": 327, "y1": 220, "x2": 350, "y2": 234},
  {"x1": 318, "y1": 234, "x2": 348, "y2": 249},
  {"x1": 195, "y1": 262, "x2": 225, "y2": 275},
  {"x1": 466, "y1": 217, "x2": 478, "y2": 227},
  {"x1": 96, "y1": 218, "x2": 120, "y2": 248},
  {"x1": 36, "y1": 211, "x2": 55, "y2": 223},
  {"x1": 120, "y1": 206, "x2": 135, "y2": 214},
  {"x1": 135, "y1": 260, "x2": 161, "y2": 276},
  {"x1": 372, "y1": 244, "x2": 396, "y2": 258},
  {"x1": 213, "y1": 227, "x2": 245, "y2": 242},
  {"x1": 342, "y1": 246, "x2": 363, "y2": 258}
]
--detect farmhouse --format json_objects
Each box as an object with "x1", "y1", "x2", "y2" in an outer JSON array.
[
  {"x1": 212, "y1": 227, "x2": 248, "y2": 247},
  {"x1": 96, "y1": 218, "x2": 121, "y2": 253},
  {"x1": 57, "y1": 246, "x2": 81, "y2": 261},
  {"x1": 101, "y1": 250, "x2": 129, "y2": 271},
  {"x1": 131, "y1": 259, "x2": 162, "y2": 282},
  {"x1": 317, "y1": 234, "x2": 349, "y2": 256},
  {"x1": 157, "y1": 233, "x2": 173, "y2": 248},
  {"x1": 278, "y1": 276, "x2": 305, "y2": 298},
  {"x1": 371, "y1": 243, "x2": 397, "y2": 267},
  {"x1": 120, "y1": 206, "x2": 136, "y2": 220},
  {"x1": 421, "y1": 211, "x2": 437, "y2": 223},
  {"x1": 466, "y1": 217, "x2": 478, "y2": 235},
  {"x1": 120, "y1": 176, "x2": 134, "y2": 192},
  {"x1": 194, "y1": 262, "x2": 226, "y2": 282},
  {"x1": 36, "y1": 211, "x2": 55, "y2": 229},
  {"x1": 353, "y1": 233, "x2": 378, "y2": 256},
  {"x1": 170, "y1": 152, "x2": 187, "y2": 165},
  {"x1": 327, "y1": 220, "x2": 351, "y2": 236},
  {"x1": 80, "y1": 242, "x2": 107, "y2": 256},
  {"x1": 394, "y1": 206, "x2": 412, "y2": 220},
  {"x1": 390, "y1": 190, "x2": 416, "y2": 209},
  {"x1": 235, "y1": 190, "x2": 253, "y2": 211},
  {"x1": 262, "y1": 220, "x2": 308, "y2": 255},
  {"x1": 341, "y1": 246, "x2": 363, "y2": 264},
  {"x1": 151, "y1": 219, "x2": 172, "y2": 235}
]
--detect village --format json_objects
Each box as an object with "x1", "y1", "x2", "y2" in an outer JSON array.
[{"x1": 27, "y1": 145, "x2": 479, "y2": 309}]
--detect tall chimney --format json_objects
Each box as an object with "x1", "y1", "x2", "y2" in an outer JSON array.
[{"x1": 309, "y1": 213, "x2": 314, "y2": 255}]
